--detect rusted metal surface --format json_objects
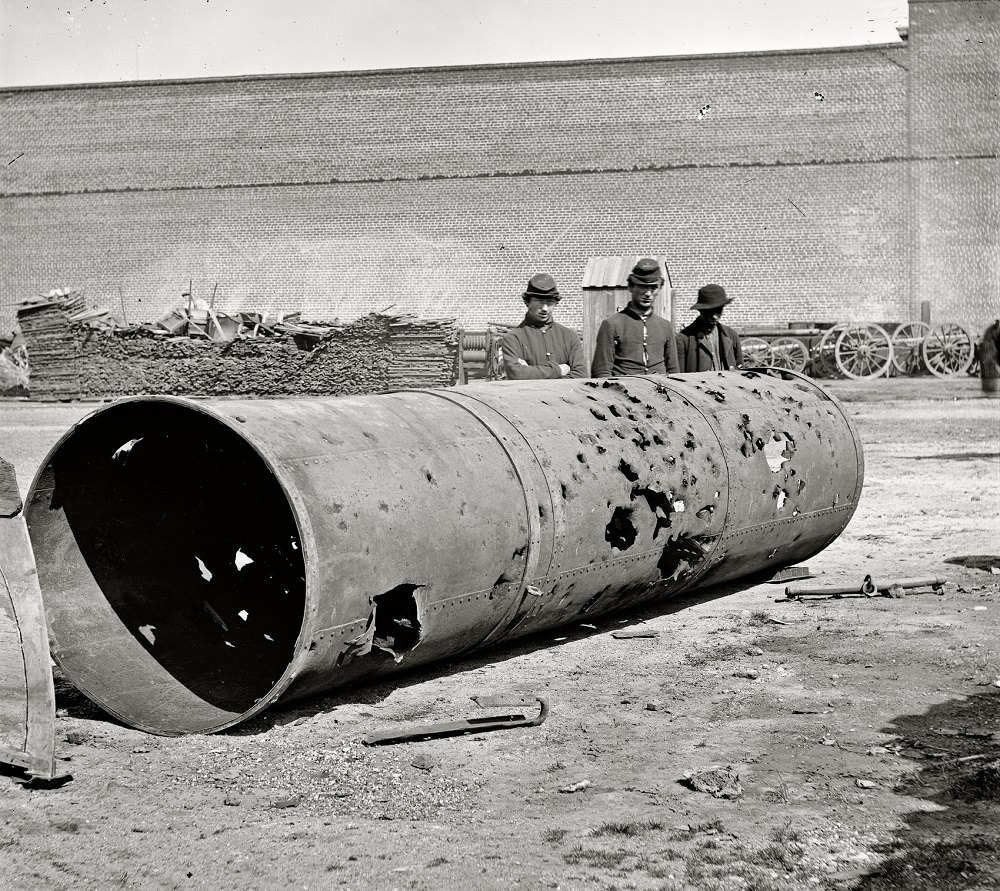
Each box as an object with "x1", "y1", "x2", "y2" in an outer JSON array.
[
  {"x1": 0, "y1": 456, "x2": 59, "y2": 779},
  {"x1": 24, "y1": 368, "x2": 863, "y2": 735}
]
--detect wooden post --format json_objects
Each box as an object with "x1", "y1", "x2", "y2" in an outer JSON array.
[
  {"x1": 663, "y1": 263, "x2": 676, "y2": 331},
  {"x1": 920, "y1": 300, "x2": 931, "y2": 324}
]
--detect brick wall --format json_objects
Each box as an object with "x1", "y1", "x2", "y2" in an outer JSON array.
[
  {"x1": 909, "y1": 0, "x2": 1000, "y2": 327},
  {"x1": 1, "y1": 0, "x2": 997, "y2": 337},
  {"x1": 0, "y1": 163, "x2": 910, "y2": 334}
]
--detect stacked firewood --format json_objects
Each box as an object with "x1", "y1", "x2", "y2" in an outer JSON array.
[
  {"x1": 387, "y1": 315, "x2": 459, "y2": 390},
  {"x1": 15, "y1": 291, "x2": 90, "y2": 400},
  {"x1": 15, "y1": 290, "x2": 460, "y2": 400}
]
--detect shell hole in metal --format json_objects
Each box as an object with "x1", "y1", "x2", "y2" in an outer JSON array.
[{"x1": 27, "y1": 401, "x2": 306, "y2": 729}]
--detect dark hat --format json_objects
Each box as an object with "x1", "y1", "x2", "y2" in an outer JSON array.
[
  {"x1": 691, "y1": 283, "x2": 733, "y2": 311},
  {"x1": 523, "y1": 273, "x2": 560, "y2": 301},
  {"x1": 627, "y1": 258, "x2": 664, "y2": 287}
]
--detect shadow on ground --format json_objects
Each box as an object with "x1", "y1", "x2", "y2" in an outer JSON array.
[
  {"x1": 53, "y1": 575, "x2": 765, "y2": 734},
  {"x1": 946, "y1": 555, "x2": 1000, "y2": 573},
  {"x1": 850, "y1": 689, "x2": 1000, "y2": 891}
]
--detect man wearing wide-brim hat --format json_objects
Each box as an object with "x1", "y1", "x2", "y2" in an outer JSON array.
[
  {"x1": 591, "y1": 258, "x2": 680, "y2": 377},
  {"x1": 500, "y1": 273, "x2": 587, "y2": 380},
  {"x1": 675, "y1": 284, "x2": 743, "y2": 373}
]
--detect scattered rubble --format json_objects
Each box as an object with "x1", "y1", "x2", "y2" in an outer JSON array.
[{"x1": 680, "y1": 765, "x2": 744, "y2": 799}]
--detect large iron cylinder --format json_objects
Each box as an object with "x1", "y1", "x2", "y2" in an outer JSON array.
[{"x1": 26, "y1": 370, "x2": 863, "y2": 735}]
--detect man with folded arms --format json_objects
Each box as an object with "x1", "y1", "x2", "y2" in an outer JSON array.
[{"x1": 500, "y1": 273, "x2": 587, "y2": 380}]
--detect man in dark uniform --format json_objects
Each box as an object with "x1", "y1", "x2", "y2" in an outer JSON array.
[
  {"x1": 591, "y1": 258, "x2": 680, "y2": 377},
  {"x1": 500, "y1": 273, "x2": 587, "y2": 380},
  {"x1": 675, "y1": 283, "x2": 743, "y2": 372}
]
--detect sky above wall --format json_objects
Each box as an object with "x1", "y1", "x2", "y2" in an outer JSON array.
[{"x1": 1, "y1": 0, "x2": 908, "y2": 88}]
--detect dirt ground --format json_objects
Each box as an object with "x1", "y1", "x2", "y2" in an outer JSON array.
[{"x1": 1, "y1": 376, "x2": 998, "y2": 891}]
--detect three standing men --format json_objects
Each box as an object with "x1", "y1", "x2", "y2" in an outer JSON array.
[
  {"x1": 500, "y1": 263, "x2": 742, "y2": 380},
  {"x1": 590, "y1": 258, "x2": 680, "y2": 378},
  {"x1": 500, "y1": 273, "x2": 588, "y2": 380}
]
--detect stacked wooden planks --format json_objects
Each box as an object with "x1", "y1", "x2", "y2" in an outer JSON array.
[
  {"x1": 387, "y1": 315, "x2": 459, "y2": 390},
  {"x1": 16, "y1": 292, "x2": 460, "y2": 400},
  {"x1": 15, "y1": 293, "x2": 88, "y2": 401}
]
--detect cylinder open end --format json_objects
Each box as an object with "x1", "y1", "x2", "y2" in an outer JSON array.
[{"x1": 25, "y1": 399, "x2": 307, "y2": 734}]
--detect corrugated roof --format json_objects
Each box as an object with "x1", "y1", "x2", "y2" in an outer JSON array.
[{"x1": 582, "y1": 256, "x2": 670, "y2": 288}]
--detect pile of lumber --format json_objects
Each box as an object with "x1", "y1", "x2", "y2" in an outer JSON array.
[
  {"x1": 15, "y1": 291, "x2": 89, "y2": 400},
  {"x1": 388, "y1": 315, "x2": 459, "y2": 390},
  {"x1": 15, "y1": 289, "x2": 459, "y2": 400}
]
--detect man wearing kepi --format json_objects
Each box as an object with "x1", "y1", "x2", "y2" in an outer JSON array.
[
  {"x1": 590, "y1": 257, "x2": 680, "y2": 377},
  {"x1": 591, "y1": 257, "x2": 680, "y2": 377},
  {"x1": 675, "y1": 283, "x2": 743, "y2": 372},
  {"x1": 500, "y1": 273, "x2": 588, "y2": 380}
]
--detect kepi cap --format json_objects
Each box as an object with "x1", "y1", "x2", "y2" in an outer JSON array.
[
  {"x1": 627, "y1": 258, "x2": 664, "y2": 287},
  {"x1": 523, "y1": 273, "x2": 560, "y2": 301}
]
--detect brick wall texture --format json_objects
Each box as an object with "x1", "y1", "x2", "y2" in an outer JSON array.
[{"x1": 1, "y1": 0, "x2": 997, "y2": 337}]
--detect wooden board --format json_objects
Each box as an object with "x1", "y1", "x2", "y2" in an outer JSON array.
[{"x1": 0, "y1": 458, "x2": 57, "y2": 779}]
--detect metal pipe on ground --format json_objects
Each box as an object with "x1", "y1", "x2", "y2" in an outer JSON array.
[
  {"x1": 784, "y1": 576, "x2": 947, "y2": 598},
  {"x1": 25, "y1": 369, "x2": 864, "y2": 735}
]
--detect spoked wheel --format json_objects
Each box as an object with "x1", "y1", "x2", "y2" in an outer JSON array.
[
  {"x1": 921, "y1": 323, "x2": 975, "y2": 378},
  {"x1": 835, "y1": 324, "x2": 894, "y2": 379},
  {"x1": 812, "y1": 324, "x2": 847, "y2": 377},
  {"x1": 742, "y1": 337, "x2": 774, "y2": 368},
  {"x1": 768, "y1": 336, "x2": 809, "y2": 373},
  {"x1": 890, "y1": 321, "x2": 930, "y2": 376}
]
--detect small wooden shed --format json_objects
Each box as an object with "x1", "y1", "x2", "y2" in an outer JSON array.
[{"x1": 580, "y1": 256, "x2": 676, "y2": 372}]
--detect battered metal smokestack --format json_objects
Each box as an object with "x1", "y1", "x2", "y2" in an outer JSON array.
[{"x1": 26, "y1": 370, "x2": 863, "y2": 735}]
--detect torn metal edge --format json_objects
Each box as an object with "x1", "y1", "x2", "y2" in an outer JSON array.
[{"x1": 0, "y1": 457, "x2": 60, "y2": 780}]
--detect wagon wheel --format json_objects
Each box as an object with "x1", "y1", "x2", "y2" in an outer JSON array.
[
  {"x1": 742, "y1": 336, "x2": 774, "y2": 368},
  {"x1": 921, "y1": 323, "x2": 975, "y2": 378},
  {"x1": 890, "y1": 321, "x2": 930, "y2": 376},
  {"x1": 834, "y1": 324, "x2": 894, "y2": 380},
  {"x1": 768, "y1": 336, "x2": 809, "y2": 373},
  {"x1": 811, "y1": 324, "x2": 847, "y2": 377}
]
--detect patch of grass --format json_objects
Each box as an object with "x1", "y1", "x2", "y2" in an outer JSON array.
[
  {"x1": 771, "y1": 819, "x2": 802, "y2": 846},
  {"x1": 637, "y1": 855, "x2": 674, "y2": 878},
  {"x1": 948, "y1": 759, "x2": 1000, "y2": 803},
  {"x1": 693, "y1": 840, "x2": 734, "y2": 865},
  {"x1": 683, "y1": 848, "x2": 795, "y2": 891},
  {"x1": 590, "y1": 818, "x2": 664, "y2": 837},
  {"x1": 747, "y1": 611, "x2": 773, "y2": 626},
  {"x1": 545, "y1": 760, "x2": 567, "y2": 773},
  {"x1": 51, "y1": 820, "x2": 80, "y2": 833},
  {"x1": 542, "y1": 828, "x2": 569, "y2": 845},
  {"x1": 854, "y1": 837, "x2": 999, "y2": 891},
  {"x1": 683, "y1": 643, "x2": 747, "y2": 666},
  {"x1": 748, "y1": 842, "x2": 798, "y2": 870},
  {"x1": 562, "y1": 845, "x2": 631, "y2": 869},
  {"x1": 761, "y1": 784, "x2": 790, "y2": 804},
  {"x1": 668, "y1": 818, "x2": 725, "y2": 841}
]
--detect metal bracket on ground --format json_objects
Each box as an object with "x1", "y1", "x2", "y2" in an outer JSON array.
[{"x1": 362, "y1": 695, "x2": 549, "y2": 746}]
